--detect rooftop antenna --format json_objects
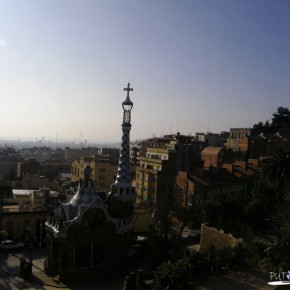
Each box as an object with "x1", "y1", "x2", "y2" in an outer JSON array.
[
  {"x1": 79, "y1": 131, "x2": 83, "y2": 149},
  {"x1": 207, "y1": 114, "x2": 210, "y2": 133}
]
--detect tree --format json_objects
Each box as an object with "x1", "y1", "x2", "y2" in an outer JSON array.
[
  {"x1": 252, "y1": 106, "x2": 290, "y2": 136},
  {"x1": 244, "y1": 188, "x2": 276, "y2": 227},
  {"x1": 252, "y1": 120, "x2": 274, "y2": 136},
  {"x1": 202, "y1": 186, "x2": 250, "y2": 236},
  {"x1": 173, "y1": 203, "x2": 201, "y2": 238},
  {"x1": 271, "y1": 107, "x2": 290, "y2": 134},
  {"x1": 153, "y1": 257, "x2": 195, "y2": 290},
  {"x1": 262, "y1": 233, "x2": 290, "y2": 272},
  {"x1": 153, "y1": 177, "x2": 175, "y2": 239},
  {"x1": 261, "y1": 146, "x2": 290, "y2": 231}
]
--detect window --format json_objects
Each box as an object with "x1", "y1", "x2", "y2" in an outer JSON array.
[
  {"x1": 144, "y1": 175, "x2": 148, "y2": 181},
  {"x1": 144, "y1": 187, "x2": 148, "y2": 192},
  {"x1": 99, "y1": 168, "x2": 106, "y2": 173},
  {"x1": 99, "y1": 175, "x2": 105, "y2": 180}
]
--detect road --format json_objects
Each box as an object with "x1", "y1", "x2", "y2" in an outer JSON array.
[
  {"x1": 0, "y1": 243, "x2": 272, "y2": 290},
  {"x1": 0, "y1": 247, "x2": 124, "y2": 289},
  {"x1": 0, "y1": 247, "x2": 44, "y2": 277}
]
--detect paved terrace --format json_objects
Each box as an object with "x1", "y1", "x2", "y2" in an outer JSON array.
[{"x1": 0, "y1": 249, "x2": 273, "y2": 290}]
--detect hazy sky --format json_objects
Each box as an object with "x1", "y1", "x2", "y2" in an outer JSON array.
[{"x1": 0, "y1": 0, "x2": 289, "y2": 143}]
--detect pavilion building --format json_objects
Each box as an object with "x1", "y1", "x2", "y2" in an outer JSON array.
[{"x1": 45, "y1": 83, "x2": 136, "y2": 282}]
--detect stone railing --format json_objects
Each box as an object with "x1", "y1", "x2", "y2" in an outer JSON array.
[{"x1": 200, "y1": 223, "x2": 243, "y2": 253}]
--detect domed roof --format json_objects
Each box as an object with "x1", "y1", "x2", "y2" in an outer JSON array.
[
  {"x1": 61, "y1": 165, "x2": 104, "y2": 220},
  {"x1": 201, "y1": 146, "x2": 224, "y2": 157}
]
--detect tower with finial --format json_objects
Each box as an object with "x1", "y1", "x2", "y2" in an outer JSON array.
[
  {"x1": 107, "y1": 82, "x2": 136, "y2": 220},
  {"x1": 44, "y1": 83, "x2": 137, "y2": 282}
]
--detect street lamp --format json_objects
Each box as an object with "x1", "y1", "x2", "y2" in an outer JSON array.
[
  {"x1": 39, "y1": 221, "x2": 42, "y2": 248},
  {"x1": 28, "y1": 239, "x2": 33, "y2": 264}
]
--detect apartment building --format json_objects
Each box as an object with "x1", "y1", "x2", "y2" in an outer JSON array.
[
  {"x1": 135, "y1": 146, "x2": 176, "y2": 206},
  {"x1": 64, "y1": 147, "x2": 101, "y2": 161},
  {"x1": 0, "y1": 190, "x2": 47, "y2": 241},
  {"x1": 71, "y1": 154, "x2": 118, "y2": 191},
  {"x1": 226, "y1": 128, "x2": 252, "y2": 151},
  {"x1": 201, "y1": 147, "x2": 234, "y2": 170}
]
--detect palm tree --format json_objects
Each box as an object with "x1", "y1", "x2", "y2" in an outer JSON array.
[
  {"x1": 262, "y1": 233, "x2": 290, "y2": 272},
  {"x1": 261, "y1": 146, "x2": 290, "y2": 230}
]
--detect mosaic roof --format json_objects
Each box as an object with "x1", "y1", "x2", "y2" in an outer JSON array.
[{"x1": 60, "y1": 165, "x2": 104, "y2": 221}]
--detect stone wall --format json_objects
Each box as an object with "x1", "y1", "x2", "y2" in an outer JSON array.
[{"x1": 200, "y1": 224, "x2": 243, "y2": 253}]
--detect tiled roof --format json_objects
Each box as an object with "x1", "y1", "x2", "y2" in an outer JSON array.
[{"x1": 201, "y1": 146, "x2": 223, "y2": 157}]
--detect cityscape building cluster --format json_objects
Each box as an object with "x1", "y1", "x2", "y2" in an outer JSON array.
[{"x1": 0, "y1": 85, "x2": 290, "y2": 284}]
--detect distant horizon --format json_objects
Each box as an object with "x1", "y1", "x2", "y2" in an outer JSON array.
[
  {"x1": 0, "y1": 121, "x2": 282, "y2": 147},
  {"x1": 0, "y1": 107, "x2": 286, "y2": 145}
]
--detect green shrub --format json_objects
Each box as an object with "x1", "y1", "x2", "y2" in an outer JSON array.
[{"x1": 153, "y1": 257, "x2": 195, "y2": 290}]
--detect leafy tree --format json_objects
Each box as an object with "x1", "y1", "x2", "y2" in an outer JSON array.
[
  {"x1": 237, "y1": 239, "x2": 270, "y2": 267},
  {"x1": 244, "y1": 188, "x2": 276, "y2": 227},
  {"x1": 0, "y1": 231, "x2": 8, "y2": 241},
  {"x1": 153, "y1": 178, "x2": 174, "y2": 239},
  {"x1": 261, "y1": 233, "x2": 290, "y2": 272},
  {"x1": 252, "y1": 106, "x2": 290, "y2": 136},
  {"x1": 202, "y1": 184, "x2": 282, "y2": 238},
  {"x1": 202, "y1": 186, "x2": 250, "y2": 236},
  {"x1": 9, "y1": 168, "x2": 16, "y2": 181},
  {"x1": 0, "y1": 184, "x2": 12, "y2": 194},
  {"x1": 271, "y1": 106, "x2": 290, "y2": 134},
  {"x1": 261, "y1": 146, "x2": 290, "y2": 230},
  {"x1": 153, "y1": 257, "x2": 195, "y2": 290},
  {"x1": 252, "y1": 120, "x2": 274, "y2": 135},
  {"x1": 178, "y1": 205, "x2": 201, "y2": 237}
]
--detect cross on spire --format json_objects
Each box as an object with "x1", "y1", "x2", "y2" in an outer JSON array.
[{"x1": 124, "y1": 82, "x2": 133, "y2": 97}]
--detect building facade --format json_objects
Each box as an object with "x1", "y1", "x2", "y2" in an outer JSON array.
[
  {"x1": 17, "y1": 159, "x2": 39, "y2": 177},
  {"x1": 71, "y1": 154, "x2": 118, "y2": 191},
  {"x1": 201, "y1": 147, "x2": 234, "y2": 170},
  {"x1": 0, "y1": 189, "x2": 47, "y2": 241},
  {"x1": 226, "y1": 128, "x2": 252, "y2": 151},
  {"x1": 64, "y1": 147, "x2": 101, "y2": 161},
  {"x1": 135, "y1": 147, "x2": 176, "y2": 206}
]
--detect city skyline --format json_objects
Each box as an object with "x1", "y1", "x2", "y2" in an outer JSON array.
[{"x1": 0, "y1": 0, "x2": 290, "y2": 143}]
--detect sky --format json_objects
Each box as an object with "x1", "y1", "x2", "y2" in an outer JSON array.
[{"x1": 0, "y1": 0, "x2": 290, "y2": 143}]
